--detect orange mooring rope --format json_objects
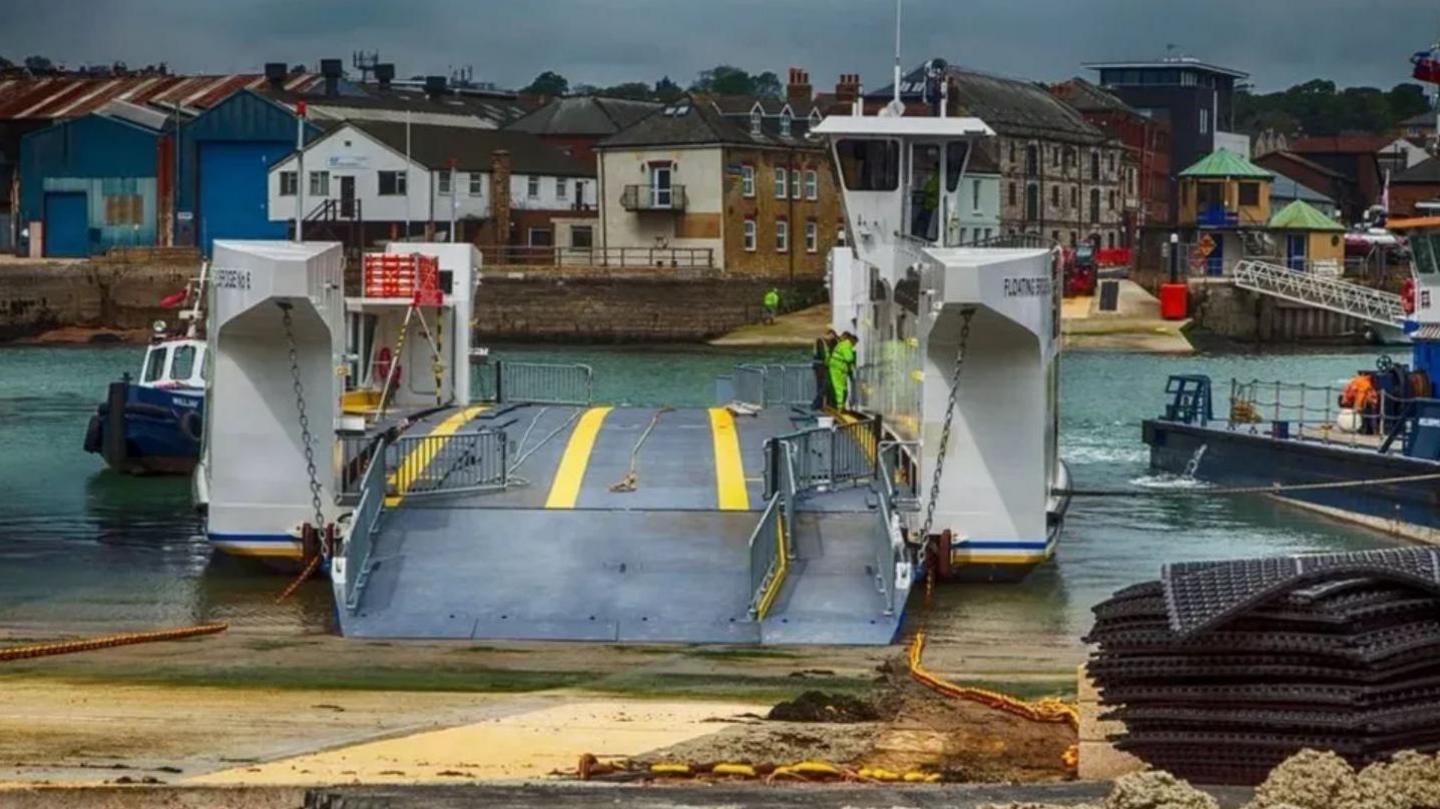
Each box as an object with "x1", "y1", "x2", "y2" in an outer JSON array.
[
  {"x1": 0, "y1": 623, "x2": 228, "y2": 663},
  {"x1": 275, "y1": 552, "x2": 323, "y2": 604}
]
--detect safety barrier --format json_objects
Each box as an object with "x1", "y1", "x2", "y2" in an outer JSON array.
[
  {"x1": 748, "y1": 439, "x2": 797, "y2": 620},
  {"x1": 732, "y1": 364, "x2": 816, "y2": 408},
  {"x1": 338, "y1": 434, "x2": 384, "y2": 500},
  {"x1": 1226, "y1": 377, "x2": 1430, "y2": 452},
  {"x1": 1232, "y1": 258, "x2": 1405, "y2": 328},
  {"x1": 475, "y1": 360, "x2": 593, "y2": 406},
  {"x1": 343, "y1": 437, "x2": 388, "y2": 611},
  {"x1": 767, "y1": 417, "x2": 880, "y2": 496},
  {"x1": 387, "y1": 429, "x2": 508, "y2": 498},
  {"x1": 872, "y1": 444, "x2": 915, "y2": 615}
]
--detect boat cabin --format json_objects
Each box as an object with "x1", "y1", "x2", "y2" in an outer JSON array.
[{"x1": 138, "y1": 339, "x2": 207, "y2": 390}]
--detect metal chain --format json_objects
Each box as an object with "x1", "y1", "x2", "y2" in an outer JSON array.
[
  {"x1": 918, "y1": 308, "x2": 976, "y2": 547},
  {"x1": 278, "y1": 303, "x2": 326, "y2": 535}
]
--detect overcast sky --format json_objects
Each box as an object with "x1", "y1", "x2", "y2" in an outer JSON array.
[{"x1": 2, "y1": 0, "x2": 1437, "y2": 95}]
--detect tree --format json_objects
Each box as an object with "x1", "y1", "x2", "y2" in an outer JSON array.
[
  {"x1": 522, "y1": 70, "x2": 569, "y2": 97},
  {"x1": 751, "y1": 71, "x2": 782, "y2": 99},
  {"x1": 1235, "y1": 78, "x2": 1436, "y2": 138},
  {"x1": 599, "y1": 81, "x2": 655, "y2": 101},
  {"x1": 654, "y1": 75, "x2": 684, "y2": 103},
  {"x1": 690, "y1": 65, "x2": 783, "y2": 97}
]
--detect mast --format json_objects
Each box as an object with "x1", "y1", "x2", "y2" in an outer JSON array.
[{"x1": 891, "y1": 0, "x2": 903, "y2": 114}]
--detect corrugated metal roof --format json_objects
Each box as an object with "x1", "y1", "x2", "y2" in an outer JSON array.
[{"x1": 0, "y1": 73, "x2": 324, "y2": 120}]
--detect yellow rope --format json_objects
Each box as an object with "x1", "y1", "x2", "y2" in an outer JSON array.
[{"x1": 0, "y1": 623, "x2": 228, "y2": 662}]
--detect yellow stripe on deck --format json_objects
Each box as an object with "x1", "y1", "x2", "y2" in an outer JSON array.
[
  {"x1": 385, "y1": 405, "x2": 489, "y2": 507},
  {"x1": 545, "y1": 407, "x2": 613, "y2": 509},
  {"x1": 709, "y1": 408, "x2": 750, "y2": 511}
]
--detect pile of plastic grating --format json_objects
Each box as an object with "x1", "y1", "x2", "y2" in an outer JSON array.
[{"x1": 1086, "y1": 547, "x2": 1440, "y2": 785}]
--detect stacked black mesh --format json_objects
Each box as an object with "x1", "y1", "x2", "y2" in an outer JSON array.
[{"x1": 1086, "y1": 548, "x2": 1440, "y2": 785}]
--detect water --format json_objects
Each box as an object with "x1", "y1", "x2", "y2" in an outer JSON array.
[{"x1": 0, "y1": 343, "x2": 1408, "y2": 647}]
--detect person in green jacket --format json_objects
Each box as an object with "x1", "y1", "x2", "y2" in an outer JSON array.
[
  {"x1": 762, "y1": 287, "x2": 780, "y2": 325},
  {"x1": 828, "y1": 332, "x2": 857, "y2": 410}
]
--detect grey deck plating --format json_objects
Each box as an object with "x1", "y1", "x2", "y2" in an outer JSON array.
[{"x1": 339, "y1": 404, "x2": 904, "y2": 645}]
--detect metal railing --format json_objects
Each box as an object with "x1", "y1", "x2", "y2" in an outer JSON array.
[
  {"x1": 748, "y1": 439, "x2": 797, "y2": 620},
  {"x1": 731, "y1": 363, "x2": 817, "y2": 408},
  {"x1": 476, "y1": 244, "x2": 715, "y2": 269},
  {"x1": 620, "y1": 184, "x2": 687, "y2": 211},
  {"x1": 1226, "y1": 377, "x2": 1422, "y2": 451},
  {"x1": 387, "y1": 429, "x2": 508, "y2": 498},
  {"x1": 872, "y1": 445, "x2": 907, "y2": 616},
  {"x1": 764, "y1": 417, "x2": 880, "y2": 498},
  {"x1": 475, "y1": 361, "x2": 593, "y2": 406},
  {"x1": 1232, "y1": 259, "x2": 1406, "y2": 328},
  {"x1": 342, "y1": 435, "x2": 389, "y2": 611}
]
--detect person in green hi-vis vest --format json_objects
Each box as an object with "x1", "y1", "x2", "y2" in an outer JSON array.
[
  {"x1": 762, "y1": 287, "x2": 780, "y2": 325},
  {"x1": 828, "y1": 332, "x2": 857, "y2": 409}
]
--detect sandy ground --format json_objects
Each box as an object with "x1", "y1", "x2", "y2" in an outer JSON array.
[
  {"x1": 1061, "y1": 283, "x2": 1193, "y2": 354},
  {"x1": 708, "y1": 304, "x2": 832, "y2": 347}
]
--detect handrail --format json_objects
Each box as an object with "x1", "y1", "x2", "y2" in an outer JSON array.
[
  {"x1": 732, "y1": 363, "x2": 816, "y2": 408},
  {"x1": 476, "y1": 361, "x2": 593, "y2": 406},
  {"x1": 1225, "y1": 376, "x2": 1433, "y2": 452},
  {"x1": 342, "y1": 434, "x2": 389, "y2": 611},
  {"x1": 1232, "y1": 259, "x2": 1405, "y2": 327},
  {"x1": 475, "y1": 244, "x2": 715, "y2": 269}
]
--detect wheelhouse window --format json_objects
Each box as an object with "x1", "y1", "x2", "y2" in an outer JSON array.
[
  {"x1": 142, "y1": 347, "x2": 167, "y2": 384},
  {"x1": 944, "y1": 140, "x2": 969, "y2": 192},
  {"x1": 1414, "y1": 233, "x2": 1438, "y2": 274},
  {"x1": 171, "y1": 344, "x2": 197, "y2": 381},
  {"x1": 378, "y1": 171, "x2": 406, "y2": 196},
  {"x1": 279, "y1": 171, "x2": 297, "y2": 196},
  {"x1": 835, "y1": 139, "x2": 900, "y2": 191}
]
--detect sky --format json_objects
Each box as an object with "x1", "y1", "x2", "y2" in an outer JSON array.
[{"x1": 1, "y1": 0, "x2": 1437, "y2": 95}]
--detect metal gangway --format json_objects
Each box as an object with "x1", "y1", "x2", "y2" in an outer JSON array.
[{"x1": 1232, "y1": 259, "x2": 1406, "y2": 331}]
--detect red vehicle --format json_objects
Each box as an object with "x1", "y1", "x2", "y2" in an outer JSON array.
[{"x1": 1065, "y1": 244, "x2": 1097, "y2": 297}]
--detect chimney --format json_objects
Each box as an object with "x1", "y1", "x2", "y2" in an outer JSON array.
[
  {"x1": 424, "y1": 75, "x2": 447, "y2": 100},
  {"x1": 835, "y1": 73, "x2": 861, "y2": 106},
  {"x1": 264, "y1": 62, "x2": 287, "y2": 89},
  {"x1": 320, "y1": 58, "x2": 342, "y2": 97},
  {"x1": 487, "y1": 149, "x2": 512, "y2": 260},
  {"x1": 375, "y1": 63, "x2": 395, "y2": 90},
  {"x1": 787, "y1": 68, "x2": 812, "y2": 108}
]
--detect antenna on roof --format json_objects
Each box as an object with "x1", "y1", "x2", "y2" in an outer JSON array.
[{"x1": 889, "y1": 0, "x2": 904, "y2": 116}]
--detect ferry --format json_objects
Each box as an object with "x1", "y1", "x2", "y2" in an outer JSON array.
[
  {"x1": 196, "y1": 94, "x2": 1067, "y2": 643},
  {"x1": 83, "y1": 267, "x2": 208, "y2": 475},
  {"x1": 1143, "y1": 216, "x2": 1440, "y2": 543}
]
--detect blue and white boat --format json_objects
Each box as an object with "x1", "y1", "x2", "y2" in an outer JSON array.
[{"x1": 83, "y1": 268, "x2": 208, "y2": 475}]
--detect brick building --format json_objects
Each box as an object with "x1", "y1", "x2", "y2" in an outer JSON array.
[
  {"x1": 1390, "y1": 157, "x2": 1440, "y2": 218},
  {"x1": 1283, "y1": 135, "x2": 1393, "y2": 222},
  {"x1": 1052, "y1": 77, "x2": 1171, "y2": 232},
  {"x1": 869, "y1": 62, "x2": 1137, "y2": 248},
  {"x1": 594, "y1": 83, "x2": 843, "y2": 280}
]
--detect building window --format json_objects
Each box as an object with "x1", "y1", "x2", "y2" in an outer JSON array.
[
  {"x1": 1064, "y1": 147, "x2": 1075, "y2": 168},
  {"x1": 279, "y1": 171, "x2": 298, "y2": 196},
  {"x1": 309, "y1": 170, "x2": 329, "y2": 197},
  {"x1": 528, "y1": 227, "x2": 553, "y2": 247},
  {"x1": 791, "y1": 168, "x2": 802, "y2": 199},
  {"x1": 775, "y1": 167, "x2": 788, "y2": 199},
  {"x1": 1008, "y1": 141, "x2": 1016, "y2": 165},
  {"x1": 1090, "y1": 152, "x2": 1100, "y2": 182},
  {"x1": 805, "y1": 220, "x2": 818, "y2": 253},
  {"x1": 104, "y1": 193, "x2": 143, "y2": 225},
  {"x1": 1108, "y1": 190, "x2": 1116, "y2": 210},
  {"x1": 1200, "y1": 108, "x2": 1210, "y2": 135},
  {"x1": 984, "y1": 227, "x2": 993, "y2": 240},
  {"x1": 1071, "y1": 186, "x2": 1079, "y2": 207},
  {"x1": 1008, "y1": 182, "x2": 1017, "y2": 206},
  {"x1": 744, "y1": 219, "x2": 757, "y2": 251},
  {"x1": 750, "y1": 109, "x2": 762, "y2": 136},
  {"x1": 378, "y1": 170, "x2": 407, "y2": 196},
  {"x1": 741, "y1": 164, "x2": 755, "y2": 197},
  {"x1": 1090, "y1": 188, "x2": 1101, "y2": 223},
  {"x1": 1025, "y1": 184, "x2": 1039, "y2": 222},
  {"x1": 556, "y1": 177, "x2": 568, "y2": 199},
  {"x1": 804, "y1": 170, "x2": 818, "y2": 200},
  {"x1": 570, "y1": 225, "x2": 593, "y2": 248},
  {"x1": 1239, "y1": 182, "x2": 1261, "y2": 206},
  {"x1": 1051, "y1": 185, "x2": 1060, "y2": 208},
  {"x1": 1053, "y1": 147, "x2": 1060, "y2": 168},
  {"x1": 1109, "y1": 154, "x2": 1116, "y2": 173},
  {"x1": 468, "y1": 172, "x2": 483, "y2": 196},
  {"x1": 437, "y1": 171, "x2": 452, "y2": 196},
  {"x1": 775, "y1": 219, "x2": 789, "y2": 252},
  {"x1": 836, "y1": 224, "x2": 847, "y2": 246},
  {"x1": 1025, "y1": 144, "x2": 1038, "y2": 177},
  {"x1": 527, "y1": 176, "x2": 540, "y2": 199},
  {"x1": 780, "y1": 111, "x2": 792, "y2": 137},
  {"x1": 971, "y1": 179, "x2": 981, "y2": 211},
  {"x1": 1051, "y1": 230, "x2": 1060, "y2": 243}
]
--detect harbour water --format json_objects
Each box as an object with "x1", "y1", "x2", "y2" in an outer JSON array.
[{"x1": 0, "y1": 343, "x2": 1408, "y2": 648}]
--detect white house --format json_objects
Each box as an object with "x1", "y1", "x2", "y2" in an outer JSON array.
[
  {"x1": 949, "y1": 142, "x2": 1003, "y2": 245},
  {"x1": 268, "y1": 121, "x2": 595, "y2": 238}
]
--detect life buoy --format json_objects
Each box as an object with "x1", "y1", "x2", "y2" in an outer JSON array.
[
  {"x1": 179, "y1": 409, "x2": 204, "y2": 442},
  {"x1": 1403, "y1": 278, "x2": 1416, "y2": 315},
  {"x1": 373, "y1": 347, "x2": 401, "y2": 387}
]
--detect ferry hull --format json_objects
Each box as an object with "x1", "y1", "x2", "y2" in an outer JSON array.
[
  {"x1": 1143, "y1": 419, "x2": 1440, "y2": 543},
  {"x1": 84, "y1": 382, "x2": 203, "y2": 476}
]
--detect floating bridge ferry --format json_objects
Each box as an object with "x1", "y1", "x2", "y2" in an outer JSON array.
[
  {"x1": 196, "y1": 100, "x2": 1068, "y2": 644},
  {"x1": 1144, "y1": 217, "x2": 1440, "y2": 543}
]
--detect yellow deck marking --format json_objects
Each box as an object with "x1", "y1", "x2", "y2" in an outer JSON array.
[
  {"x1": 385, "y1": 405, "x2": 489, "y2": 507},
  {"x1": 544, "y1": 407, "x2": 613, "y2": 509},
  {"x1": 709, "y1": 408, "x2": 750, "y2": 511}
]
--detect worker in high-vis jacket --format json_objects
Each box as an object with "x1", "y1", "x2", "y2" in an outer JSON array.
[
  {"x1": 762, "y1": 287, "x2": 780, "y2": 325},
  {"x1": 828, "y1": 332, "x2": 857, "y2": 410},
  {"x1": 811, "y1": 328, "x2": 838, "y2": 410}
]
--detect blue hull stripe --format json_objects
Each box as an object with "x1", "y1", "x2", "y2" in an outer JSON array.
[{"x1": 954, "y1": 539, "x2": 1050, "y2": 550}]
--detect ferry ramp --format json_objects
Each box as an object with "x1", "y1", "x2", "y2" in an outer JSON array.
[
  {"x1": 336, "y1": 403, "x2": 906, "y2": 645},
  {"x1": 1232, "y1": 259, "x2": 1407, "y2": 339}
]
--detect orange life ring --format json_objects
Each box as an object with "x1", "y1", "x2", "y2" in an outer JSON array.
[{"x1": 374, "y1": 347, "x2": 401, "y2": 387}]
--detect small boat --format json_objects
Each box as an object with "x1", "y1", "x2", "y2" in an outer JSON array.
[
  {"x1": 1142, "y1": 217, "x2": 1440, "y2": 542},
  {"x1": 83, "y1": 266, "x2": 208, "y2": 475}
]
